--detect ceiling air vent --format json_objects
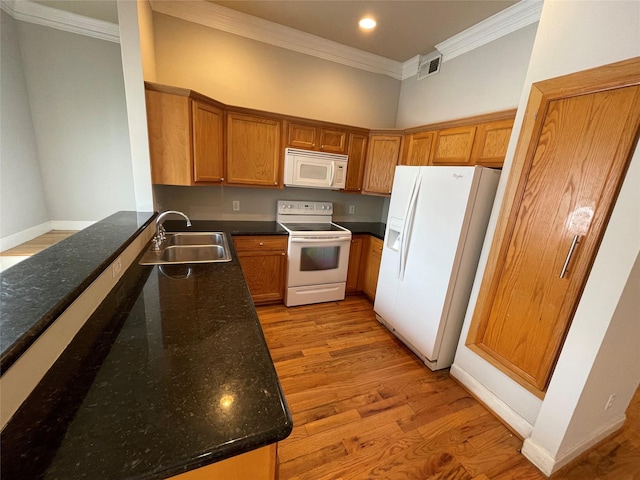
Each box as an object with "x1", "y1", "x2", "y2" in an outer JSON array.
[{"x1": 417, "y1": 52, "x2": 442, "y2": 80}]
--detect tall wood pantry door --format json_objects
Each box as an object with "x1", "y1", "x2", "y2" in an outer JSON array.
[{"x1": 467, "y1": 58, "x2": 640, "y2": 397}]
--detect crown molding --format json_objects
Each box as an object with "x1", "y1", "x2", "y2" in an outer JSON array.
[
  {"x1": 0, "y1": 0, "x2": 120, "y2": 43},
  {"x1": 150, "y1": 0, "x2": 404, "y2": 80},
  {"x1": 435, "y1": 0, "x2": 542, "y2": 62}
]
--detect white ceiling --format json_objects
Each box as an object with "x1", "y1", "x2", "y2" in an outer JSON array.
[{"x1": 211, "y1": 1, "x2": 518, "y2": 62}]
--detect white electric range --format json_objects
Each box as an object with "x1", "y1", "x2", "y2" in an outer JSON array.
[{"x1": 277, "y1": 200, "x2": 352, "y2": 307}]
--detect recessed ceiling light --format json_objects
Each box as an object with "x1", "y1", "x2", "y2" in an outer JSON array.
[{"x1": 359, "y1": 17, "x2": 376, "y2": 30}]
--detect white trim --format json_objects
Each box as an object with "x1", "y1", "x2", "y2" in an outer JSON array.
[
  {"x1": 402, "y1": 55, "x2": 421, "y2": 80},
  {"x1": 450, "y1": 363, "x2": 534, "y2": 438},
  {"x1": 435, "y1": 0, "x2": 542, "y2": 62},
  {"x1": 50, "y1": 220, "x2": 96, "y2": 231},
  {"x1": 0, "y1": 0, "x2": 120, "y2": 43},
  {"x1": 0, "y1": 221, "x2": 52, "y2": 252},
  {"x1": 150, "y1": 0, "x2": 404, "y2": 80},
  {"x1": 522, "y1": 416, "x2": 626, "y2": 476}
]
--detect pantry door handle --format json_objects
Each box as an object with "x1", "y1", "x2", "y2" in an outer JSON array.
[{"x1": 560, "y1": 235, "x2": 580, "y2": 279}]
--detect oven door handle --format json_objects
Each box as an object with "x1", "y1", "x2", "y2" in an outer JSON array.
[{"x1": 290, "y1": 236, "x2": 351, "y2": 243}]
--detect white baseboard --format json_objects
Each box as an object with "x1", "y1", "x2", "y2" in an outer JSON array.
[
  {"x1": 50, "y1": 220, "x2": 96, "y2": 230},
  {"x1": 0, "y1": 222, "x2": 52, "y2": 252},
  {"x1": 450, "y1": 363, "x2": 534, "y2": 438},
  {"x1": 521, "y1": 415, "x2": 626, "y2": 476}
]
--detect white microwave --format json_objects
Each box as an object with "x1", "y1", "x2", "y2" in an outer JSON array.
[{"x1": 284, "y1": 148, "x2": 348, "y2": 189}]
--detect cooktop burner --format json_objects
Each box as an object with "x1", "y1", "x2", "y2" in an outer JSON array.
[{"x1": 280, "y1": 223, "x2": 345, "y2": 232}]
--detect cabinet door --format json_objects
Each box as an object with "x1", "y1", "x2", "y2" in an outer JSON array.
[
  {"x1": 362, "y1": 134, "x2": 402, "y2": 196},
  {"x1": 318, "y1": 128, "x2": 347, "y2": 153},
  {"x1": 226, "y1": 112, "x2": 281, "y2": 187},
  {"x1": 346, "y1": 235, "x2": 365, "y2": 293},
  {"x1": 401, "y1": 131, "x2": 436, "y2": 166},
  {"x1": 344, "y1": 133, "x2": 368, "y2": 192},
  {"x1": 192, "y1": 101, "x2": 225, "y2": 183},
  {"x1": 145, "y1": 89, "x2": 192, "y2": 186},
  {"x1": 430, "y1": 126, "x2": 476, "y2": 165},
  {"x1": 234, "y1": 236, "x2": 288, "y2": 305},
  {"x1": 467, "y1": 76, "x2": 640, "y2": 395},
  {"x1": 286, "y1": 122, "x2": 317, "y2": 150},
  {"x1": 470, "y1": 119, "x2": 514, "y2": 168},
  {"x1": 362, "y1": 237, "x2": 383, "y2": 300}
]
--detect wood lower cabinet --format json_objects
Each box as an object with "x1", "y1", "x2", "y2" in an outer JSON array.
[
  {"x1": 169, "y1": 443, "x2": 277, "y2": 480},
  {"x1": 401, "y1": 130, "x2": 436, "y2": 166},
  {"x1": 346, "y1": 234, "x2": 365, "y2": 293},
  {"x1": 466, "y1": 59, "x2": 640, "y2": 396},
  {"x1": 362, "y1": 133, "x2": 403, "y2": 196},
  {"x1": 344, "y1": 133, "x2": 368, "y2": 192},
  {"x1": 226, "y1": 111, "x2": 281, "y2": 187},
  {"x1": 233, "y1": 236, "x2": 287, "y2": 305},
  {"x1": 362, "y1": 236, "x2": 384, "y2": 301},
  {"x1": 430, "y1": 126, "x2": 477, "y2": 166},
  {"x1": 145, "y1": 86, "x2": 224, "y2": 186}
]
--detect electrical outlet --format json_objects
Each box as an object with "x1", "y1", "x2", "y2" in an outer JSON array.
[
  {"x1": 112, "y1": 257, "x2": 122, "y2": 279},
  {"x1": 348, "y1": 205, "x2": 356, "y2": 214},
  {"x1": 605, "y1": 394, "x2": 616, "y2": 410},
  {"x1": 232, "y1": 200, "x2": 240, "y2": 211}
]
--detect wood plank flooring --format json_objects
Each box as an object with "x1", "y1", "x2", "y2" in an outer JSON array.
[
  {"x1": 256, "y1": 296, "x2": 640, "y2": 480},
  {"x1": 0, "y1": 230, "x2": 77, "y2": 256}
]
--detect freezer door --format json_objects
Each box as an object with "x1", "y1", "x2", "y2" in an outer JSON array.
[{"x1": 374, "y1": 166, "x2": 421, "y2": 325}]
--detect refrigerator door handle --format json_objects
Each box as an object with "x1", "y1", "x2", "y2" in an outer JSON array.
[{"x1": 399, "y1": 174, "x2": 422, "y2": 280}]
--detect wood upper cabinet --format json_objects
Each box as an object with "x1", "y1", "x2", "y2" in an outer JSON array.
[
  {"x1": 401, "y1": 130, "x2": 436, "y2": 166},
  {"x1": 285, "y1": 120, "x2": 347, "y2": 154},
  {"x1": 192, "y1": 101, "x2": 225, "y2": 183},
  {"x1": 362, "y1": 133, "x2": 403, "y2": 196},
  {"x1": 145, "y1": 86, "x2": 224, "y2": 186},
  {"x1": 233, "y1": 236, "x2": 287, "y2": 305},
  {"x1": 466, "y1": 59, "x2": 640, "y2": 396},
  {"x1": 226, "y1": 111, "x2": 281, "y2": 187},
  {"x1": 470, "y1": 118, "x2": 514, "y2": 168},
  {"x1": 344, "y1": 133, "x2": 368, "y2": 192},
  {"x1": 430, "y1": 126, "x2": 477, "y2": 165}
]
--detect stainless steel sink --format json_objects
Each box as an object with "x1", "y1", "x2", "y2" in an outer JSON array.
[
  {"x1": 167, "y1": 232, "x2": 225, "y2": 246},
  {"x1": 140, "y1": 232, "x2": 232, "y2": 265}
]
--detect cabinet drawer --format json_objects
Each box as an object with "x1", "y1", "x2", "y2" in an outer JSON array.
[{"x1": 233, "y1": 236, "x2": 288, "y2": 252}]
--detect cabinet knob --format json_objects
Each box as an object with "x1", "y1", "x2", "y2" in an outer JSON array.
[
  {"x1": 312, "y1": 143, "x2": 316, "y2": 147},
  {"x1": 259, "y1": 242, "x2": 264, "y2": 246},
  {"x1": 221, "y1": 177, "x2": 224, "y2": 181}
]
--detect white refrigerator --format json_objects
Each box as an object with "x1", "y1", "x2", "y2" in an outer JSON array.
[{"x1": 374, "y1": 166, "x2": 500, "y2": 370}]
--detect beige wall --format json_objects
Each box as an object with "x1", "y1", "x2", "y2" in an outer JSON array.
[
  {"x1": 152, "y1": 12, "x2": 400, "y2": 129},
  {"x1": 137, "y1": 0, "x2": 157, "y2": 82},
  {"x1": 396, "y1": 24, "x2": 538, "y2": 128}
]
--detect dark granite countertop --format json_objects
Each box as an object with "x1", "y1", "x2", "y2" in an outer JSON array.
[
  {"x1": 2, "y1": 232, "x2": 292, "y2": 479},
  {"x1": 336, "y1": 222, "x2": 386, "y2": 240},
  {"x1": 0, "y1": 211, "x2": 155, "y2": 372},
  {"x1": 162, "y1": 220, "x2": 288, "y2": 236},
  {"x1": 163, "y1": 219, "x2": 385, "y2": 239}
]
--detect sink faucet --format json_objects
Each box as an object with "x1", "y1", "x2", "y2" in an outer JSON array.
[{"x1": 152, "y1": 210, "x2": 192, "y2": 250}]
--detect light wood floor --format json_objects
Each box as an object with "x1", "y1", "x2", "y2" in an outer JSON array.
[
  {"x1": 256, "y1": 296, "x2": 640, "y2": 480},
  {"x1": 0, "y1": 230, "x2": 77, "y2": 256}
]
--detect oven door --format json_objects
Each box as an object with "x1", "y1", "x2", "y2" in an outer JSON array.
[{"x1": 287, "y1": 235, "x2": 351, "y2": 287}]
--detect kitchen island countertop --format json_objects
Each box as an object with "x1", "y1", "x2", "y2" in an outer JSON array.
[{"x1": 1, "y1": 220, "x2": 292, "y2": 480}]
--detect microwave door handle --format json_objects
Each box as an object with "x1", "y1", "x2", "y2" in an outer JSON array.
[{"x1": 329, "y1": 161, "x2": 335, "y2": 186}]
